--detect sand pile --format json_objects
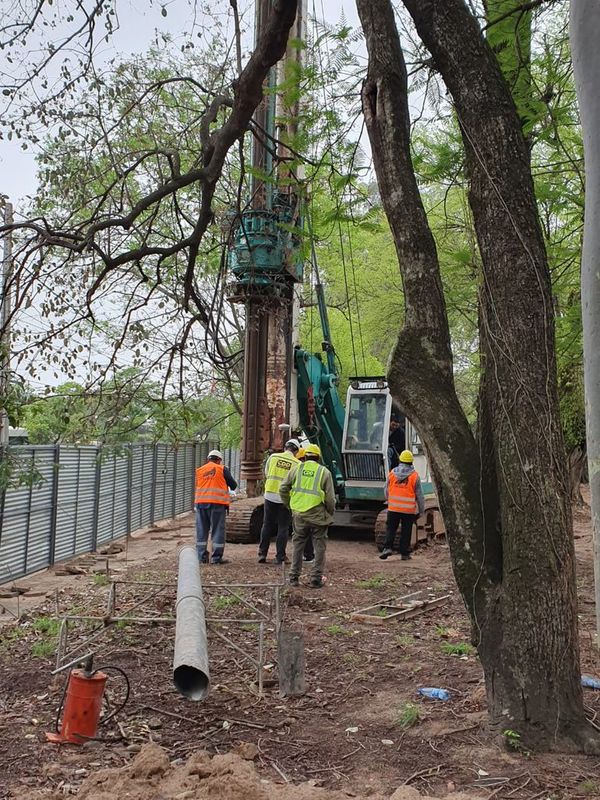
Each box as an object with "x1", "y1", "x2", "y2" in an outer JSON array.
[{"x1": 19, "y1": 743, "x2": 487, "y2": 800}]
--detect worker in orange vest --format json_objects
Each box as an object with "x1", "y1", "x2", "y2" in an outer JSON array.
[
  {"x1": 195, "y1": 449, "x2": 238, "y2": 564},
  {"x1": 379, "y1": 449, "x2": 424, "y2": 561}
]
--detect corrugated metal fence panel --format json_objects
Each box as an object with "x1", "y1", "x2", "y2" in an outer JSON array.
[
  {"x1": 0, "y1": 440, "x2": 235, "y2": 582},
  {"x1": 0, "y1": 448, "x2": 55, "y2": 581},
  {"x1": 74, "y1": 448, "x2": 98, "y2": 556},
  {"x1": 130, "y1": 444, "x2": 154, "y2": 532},
  {"x1": 111, "y1": 453, "x2": 130, "y2": 541},
  {"x1": 173, "y1": 444, "x2": 191, "y2": 516},
  {"x1": 96, "y1": 449, "x2": 131, "y2": 545},
  {"x1": 0, "y1": 451, "x2": 36, "y2": 582},
  {"x1": 24, "y1": 450, "x2": 55, "y2": 576}
]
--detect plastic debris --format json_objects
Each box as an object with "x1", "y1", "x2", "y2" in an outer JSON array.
[
  {"x1": 381, "y1": 739, "x2": 394, "y2": 745},
  {"x1": 581, "y1": 675, "x2": 600, "y2": 690},
  {"x1": 417, "y1": 687, "x2": 450, "y2": 701},
  {"x1": 345, "y1": 726, "x2": 359, "y2": 733}
]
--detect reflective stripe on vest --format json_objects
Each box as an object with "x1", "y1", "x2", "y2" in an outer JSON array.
[
  {"x1": 290, "y1": 461, "x2": 325, "y2": 513},
  {"x1": 195, "y1": 462, "x2": 230, "y2": 505},
  {"x1": 388, "y1": 470, "x2": 418, "y2": 514},
  {"x1": 264, "y1": 451, "x2": 299, "y2": 495}
]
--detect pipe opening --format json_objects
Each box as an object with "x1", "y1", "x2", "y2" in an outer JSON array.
[{"x1": 173, "y1": 665, "x2": 209, "y2": 701}]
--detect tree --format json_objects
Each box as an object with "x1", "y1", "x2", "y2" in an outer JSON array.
[
  {"x1": 356, "y1": 0, "x2": 597, "y2": 751},
  {"x1": 571, "y1": 0, "x2": 600, "y2": 643}
]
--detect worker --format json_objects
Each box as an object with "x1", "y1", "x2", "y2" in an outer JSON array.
[
  {"x1": 195, "y1": 449, "x2": 238, "y2": 565},
  {"x1": 387, "y1": 413, "x2": 406, "y2": 469},
  {"x1": 379, "y1": 449, "x2": 424, "y2": 561},
  {"x1": 296, "y1": 447, "x2": 315, "y2": 562},
  {"x1": 280, "y1": 443, "x2": 335, "y2": 588},
  {"x1": 257, "y1": 439, "x2": 301, "y2": 564}
]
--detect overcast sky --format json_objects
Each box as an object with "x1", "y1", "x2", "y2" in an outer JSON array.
[{"x1": 0, "y1": 0, "x2": 361, "y2": 211}]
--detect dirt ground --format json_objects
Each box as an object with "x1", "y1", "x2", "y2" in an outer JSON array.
[{"x1": 1, "y1": 500, "x2": 600, "y2": 800}]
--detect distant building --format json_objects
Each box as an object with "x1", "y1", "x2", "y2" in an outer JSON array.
[{"x1": 8, "y1": 427, "x2": 29, "y2": 445}]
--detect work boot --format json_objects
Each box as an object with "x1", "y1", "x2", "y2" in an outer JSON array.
[
  {"x1": 401, "y1": 554, "x2": 412, "y2": 561},
  {"x1": 288, "y1": 577, "x2": 299, "y2": 587},
  {"x1": 200, "y1": 553, "x2": 209, "y2": 564},
  {"x1": 257, "y1": 555, "x2": 267, "y2": 564},
  {"x1": 310, "y1": 578, "x2": 324, "y2": 589},
  {"x1": 275, "y1": 556, "x2": 289, "y2": 565},
  {"x1": 379, "y1": 548, "x2": 393, "y2": 560}
]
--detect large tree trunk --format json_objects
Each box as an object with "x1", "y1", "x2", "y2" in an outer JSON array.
[
  {"x1": 571, "y1": 0, "x2": 600, "y2": 647},
  {"x1": 356, "y1": 0, "x2": 598, "y2": 751}
]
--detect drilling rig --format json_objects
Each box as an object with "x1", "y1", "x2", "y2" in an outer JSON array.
[{"x1": 225, "y1": 0, "x2": 442, "y2": 546}]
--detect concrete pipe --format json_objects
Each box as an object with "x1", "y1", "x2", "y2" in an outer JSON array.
[{"x1": 173, "y1": 546, "x2": 210, "y2": 700}]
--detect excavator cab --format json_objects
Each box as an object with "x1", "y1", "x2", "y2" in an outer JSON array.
[{"x1": 341, "y1": 378, "x2": 393, "y2": 497}]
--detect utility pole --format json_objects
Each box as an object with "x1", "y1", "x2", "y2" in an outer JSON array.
[
  {"x1": 0, "y1": 197, "x2": 13, "y2": 446},
  {"x1": 571, "y1": 0, "x2": 600, "y2": 642},
  {"x1": 228, "y1": 0, "x2": 306, "y2": 496}
]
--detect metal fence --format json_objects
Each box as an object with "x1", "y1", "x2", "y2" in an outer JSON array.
[{"x1": 0, "y1": 441, "x2": 242, "y2": 583}]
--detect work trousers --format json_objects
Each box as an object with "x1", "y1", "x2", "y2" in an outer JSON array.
[
  {"x1": 289, "y1": 517, "x2": 328, "y2": 582},
  {"x1": 383, "y1": 511, "x2": 415, "y2": 556},
  {"x1": 258, "y1": 499, "x2": 291, "y2": 562},
  {"x1": 196, "y1": 503, "x2": 227, "y2": 563}
]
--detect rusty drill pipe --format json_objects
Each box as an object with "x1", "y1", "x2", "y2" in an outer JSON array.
[{"x1": 173, "y1": 546, "x2": 210, "y2": 700}]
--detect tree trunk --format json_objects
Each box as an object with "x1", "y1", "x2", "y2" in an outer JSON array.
[
  {"x1": 568, "y1": 446, "x2": 587, "y2": 506},
  {"x1": 357, "y1": 0, "x2": 598, "y2": 751},
  {"x1": 571, "y1": 0, "x2": 600, "y2": 647}
]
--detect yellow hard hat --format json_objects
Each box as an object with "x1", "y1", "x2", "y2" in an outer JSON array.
[
  {"x1": 305, "y1": 443, "x2": 321, "y2": 458},
  {"x1": 399, "y1": 449, "x2": 414, "y2": 463},
  {"x1": 297, "y1": 447, "x2": 306, "y2": 459}
]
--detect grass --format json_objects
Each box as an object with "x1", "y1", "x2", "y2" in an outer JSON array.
[
  {"x1": 395, "y1": 634, "x2": 413, "y2": 647},
  {"x1": 435, "y1": 625, "x2": 449, "y2": 637},
  {"x1": 32, "y1": 617, "x2": 61, "y2": 636},
  {"x1": 32, "y1": 639, "x2": 55, "y2": 658},
  {"x1": 325, "y1": 624, "x2": 352, "y2": 636},
  {"x1": 578, "y1": 780, "x2": 599, "y2": 795},
  {"x1": 241, "y1": 623, "x2": 259, "y2": 632},
  {"x1": 342, "y1": 652, "x2": 361, "y2": 666},
  {"x1": 441, "y1": 642, "x2": 474, "y2": 656},
  {"x1": 396, "y1": 702, "x2": 421, "y2": 729},
  {"x1": 212, "y1": 594, "x2": 243, "y2": 610},
  {"x1": 0, "y1": 625, "x2": 27, "y2": 648},
  {"x1": 373, "y1": 608, "x2": 390, "y2": 618},
  {"x1": 356, "y1": 575, "x2": 387, "y2": 590},
  {"x1": 93, "y1": 573, "x2": 110, "y2": 587}
]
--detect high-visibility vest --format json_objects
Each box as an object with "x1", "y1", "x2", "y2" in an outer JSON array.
[
  {"x1": 388, "y1": 470, "x2": 418, "y2": 514},
  {"x1": 290, "y1": 461, "x2": 326, "y2": 513},
  {"x1": 264, "y1": 451, "x2": 299, "y2": 494},
  {"x1": 195, "y1": 462, "x2": 230, "y2": 505}
]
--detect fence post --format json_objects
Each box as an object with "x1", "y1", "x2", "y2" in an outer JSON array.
[
  {"x1": 172, "y1": 446, "x2": 177, "y2": 519},
  {"x1": 48, "y1": 444, "x2": 60, "y2": 566},
  {"x1": 91, "y1": 445, "x2": 102, "y2": 551},
  {"x1": 126, "y1": 444, "x2": 133, "y2": 535},
  {"x1": 150, "y1": 445, "x2": 158, "y2": 525}
]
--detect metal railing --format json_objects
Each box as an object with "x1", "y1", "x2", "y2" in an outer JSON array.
[{"x1": 0, "y1": 441, "x2": 242, "y2": 583}]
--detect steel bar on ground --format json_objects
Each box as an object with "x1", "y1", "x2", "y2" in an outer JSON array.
[{"x1": 173, "y1": 546, "x2": 210, "y2": 700}]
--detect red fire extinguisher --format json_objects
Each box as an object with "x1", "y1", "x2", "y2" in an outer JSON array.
[{"x1": 46, "y1": 654, "x2": 130, "y2": 744}]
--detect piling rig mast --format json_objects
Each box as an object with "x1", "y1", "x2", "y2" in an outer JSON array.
[{"x1": 226, "y1": 0, "x2": 306, "y2": 496}]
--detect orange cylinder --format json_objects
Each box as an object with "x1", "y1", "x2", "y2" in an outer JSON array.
[{"x1": 47, "y1": 669, "x2": 107, "y2": 744}]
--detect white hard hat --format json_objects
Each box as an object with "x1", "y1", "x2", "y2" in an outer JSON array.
[
  {"x1": 208, "y1": 449, "x2": 223, "y2": 460},
  {"x1": 285, "y1": 438, "x2": 301, "y2": 451}
]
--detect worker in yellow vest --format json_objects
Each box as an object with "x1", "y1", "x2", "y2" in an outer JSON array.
[
  {"x1": 280, "y1": 444, "x2": 335, "y2": 588},
  {"x1": 195, "y1": 449, "x2": 238, "y2": 564},
  {"x1": 379, "y1": 449, "x2": 425, "y2": 561},
  {"x1": 257, "y1": 439, "x2": 300, "y2": 564}
]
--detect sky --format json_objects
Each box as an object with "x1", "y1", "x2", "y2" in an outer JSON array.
[{"x1": 0, "y1": 0, "x2": 361, "y2": 211}]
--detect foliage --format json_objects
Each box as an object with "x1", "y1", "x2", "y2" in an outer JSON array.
[
  {"x1": 325, "y1": 624, "x2": 352, "y2": 635},
  {"x1": 441, "y1": 642, "x2": 474, "y2": 656},
  {"x1": 356, "y1": 575, "x2": 387, "y2": 590},
  {"x1": 20, "y1": 371, "x2": 238, "y2": 445},
  {"x1": 396, "y1": 702, "x2": 421, "y2": 729}
]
